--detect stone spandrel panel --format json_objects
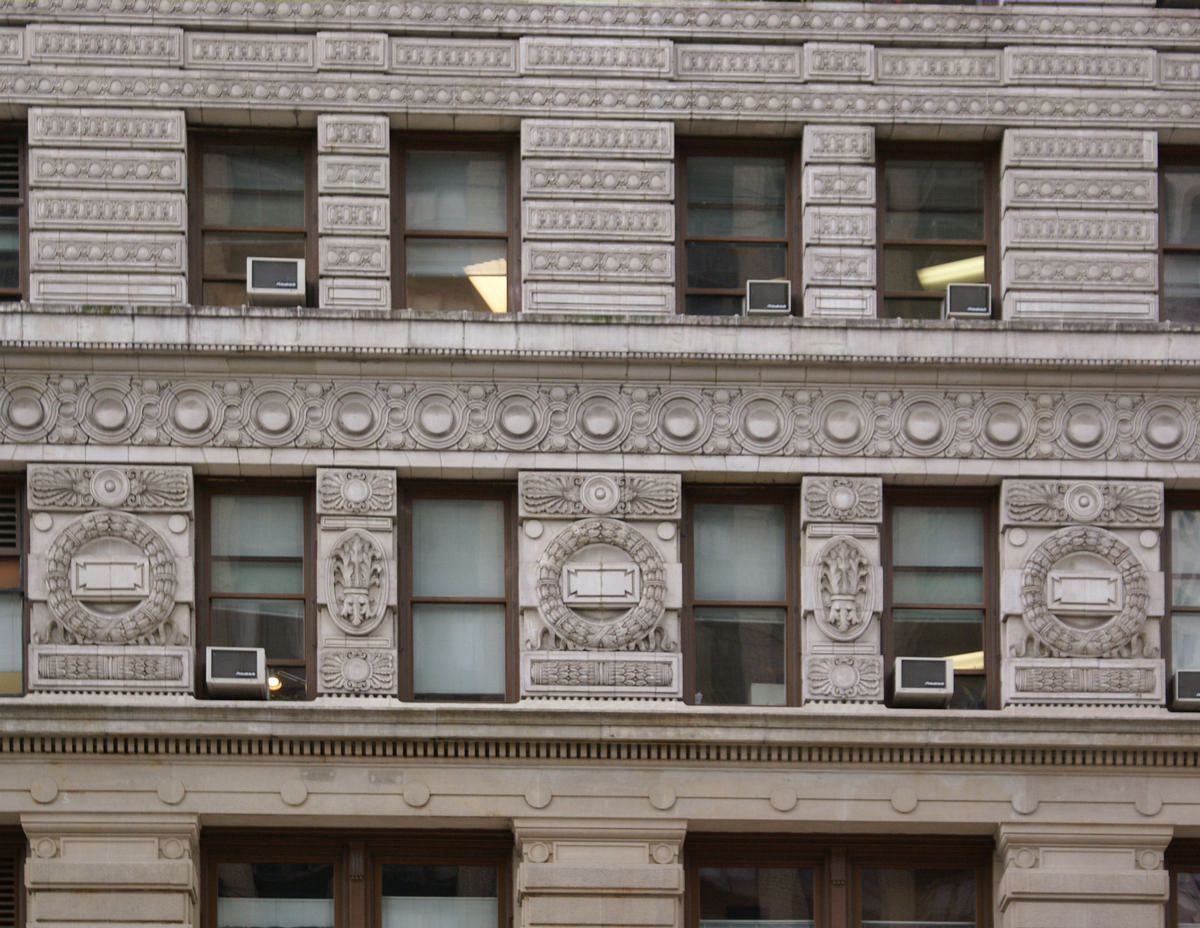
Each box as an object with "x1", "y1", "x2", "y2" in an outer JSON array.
[
  {"x1": 27, "y1": 23, "x2": 182, "y2": 66},
  {"x1": 1001, "y1": 129, "x2": 1157, "y2": 171},
  {"x1": 315, "y1": 468, "x2": 398, "y2": 696},
  {"x1": 317, "y1": 32, "x2": 388, "y2": 71},
  {"x1": 676, "y1": 44, "x2": 801, "y2": 82},
  {"x1": 876, "y1": 48, "x2": 1000, "y2": 85},
  {"x1": 29, "y1": 107, "x2": 185, "y2": 150},
  {"x1": 25, "y1": 464, "x2": 194, "y2": 694},
  {"x1": 522, "y1": 160, "x2": 674, "y2": 201},
  {"x1": 521, "y1": 120, "x2": 673, "y2": 161},
  {"x1": 184, "y1": 31, "x2": 315, "y2": 70},
  {"x1": 29, "y1": 190, "x2": 186, "y2": 232},
  {"x1": 317, "y1": 155, "x2": 390, "y2": 196},
  {"x1": 29, "y1": 231, "x2": 186, "y2": 274},
  {"x1": 803, "y1": 42, "x2": 874, "y2": 82},
  {"x1": 518, "y1": 472, "x2": 682, "y2": 700},
  {"x1": 390, "y1": 37, "x2": 517, "y2": 76},
  {"x1": 317, "y1": 114, "x2": 389, "y2": 154},
  {"x1": 524, "y1": 282, "x2": 674, "y2": 316},
  {"x1": 524, "y1": 201, "x2": 673, "y2": 242},
  {"x1": 1004, "y1": 46, "x2": 1156, "y2": 88},
  {"x1": 1001, "y1": 210, "x2": 1157, "y2": 253},
  {"x1": 29, "y1": 149, "x2": 185, "y2": 191},
  {"x1": 800, "y1": 476, "x2": 884, "y2": 705},
  {"x1": 998, "y1": 479, "x2": 1165, "y2": 708},
  {"x1": 524, "y1": 242, "x2": 674, "y2": 284},
  {"x1": 0, "y1": 28, "x2": 23, "y2": 62},
  {"x1": 802, "y1": 126, "x2": 874, "y2": 166},
  {"x1": 519, "y1": 37, "x2": 673, "y2": 78}
]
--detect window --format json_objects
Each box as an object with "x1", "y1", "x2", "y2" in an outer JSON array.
[
  {"x1": 190, "y1": 134, "x2": 313, "y2": 306},
  {"x1": 199, "y1": 485, "x2": 314, "y2": 700},
  {"x1": 401, "y1": 486, "x2": 516, "y2": 700},
  {"x1": 204, "y1": 832, "x2": 509, "y2": 928},
  {"x1": 0, "y1": 482, "x2": 23, "y2": 696},
  {"x1": 879, "y1": 148, "x2": 995, "y2": 319},
  {"x1": 688, "y1": 836, "x2": 991, "y2": 928},
  {"x1": 685, "y1": 491, "x2": 797, "y2": 705},
  {"x1": 393, "y1": 137, "x2": 515, "y2": 313},
  {"x1": 0, "y1": 132, "x2": 24, "y2": 302},
  {"x1": 1161, "y1": 155, "x2": 1200, "y2": 323},
  {"x1": 1167, "y1": 500, "x2": 1200, "y2": 675},
  {"x1": 884, "y1": 495, "x2": 996, "y2": 709},
  {"x1": 1169, "y1": 843, "x2": 1200, "y2": 928},
  {"x1": 678, "y1": 144, "x2": 798, "y2": 315}
]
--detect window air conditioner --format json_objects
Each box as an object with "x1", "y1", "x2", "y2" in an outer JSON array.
[
  {"x1": 246, "y1": 257, "x2": 305, "y2": 306},
  {"x1": 942, "y1": 282, "x2": 991, "y2": 319},
  {"x1": 892, "y1": 657, "x2": 954, "y2": 707},
  {"x1": 745, "y1": 279, "x2": 791, "y2": 316},
  {"x1": 206, "y1": 646, "x2": 268, "y2": 699},
  {"x1": 1170, "y1": 670, "x2": 1200, "y2": 711}
]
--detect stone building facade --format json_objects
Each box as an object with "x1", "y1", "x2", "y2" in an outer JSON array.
[{"x1": 0, "y1": 0, "x2": 1200, "y2": 926}]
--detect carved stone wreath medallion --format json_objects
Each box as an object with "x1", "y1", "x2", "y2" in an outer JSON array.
[
  {"x1": 814, "y1": 535, "x2": 874, "y2": 642},
  {"x1": 1020, "y1": 525, "x2": 1150, "y2": 658},
  {"x1": 43, "y1": 511, "x2": 179, "y2": 645},
  {"x1": 536, "y1": 518, "x2": 666, "y2": 650}
]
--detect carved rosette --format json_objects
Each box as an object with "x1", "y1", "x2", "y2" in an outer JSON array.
[
  {"x1": 29, "y1": 464, "x2": 192, "y2": 512},
  {"x1": 316, "y1": 468, "x2": 395, "y2": 516},
  {"x1": 535, "y1": 518, "x2": 666, "y2": 651},
  {"x1": 814, "y1": 536, "x2": 874, "y2": 642},
  {"x1": 320, "y1": 648, "x2": 395, "y2": 693},
  {"x1": 804, "y1": 655, "x2": 883, "y2": 702},
  {"x1": 519, "y1": 471, "x2": 680, "y2": 519},
  {"x1": 1003, "y1": 480, "x2": 1162, "y2": 528},
  {"x1": 324, "y1": 530, "x2": 388, "y2": 636}
]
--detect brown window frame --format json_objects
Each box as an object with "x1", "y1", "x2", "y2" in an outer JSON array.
[
  {"x1": 1165, "y1": 494, "x2": 1200, "y2": 676},
  {"x1": 0, "y1": 480, "x2": 25, "y2": 697},
  {"x1": 196, "y1": 481, "x2": 317, "y2": 700},
  {"x1": 877, "y1": 143, "x2": 998, "y2": 320},
  {"x1": 686, "y1": 834, "x2": 993, "y2": 928},
  {"x1": 0, "y1": 129, "x2": 26, "y2": 303},
  {"x1": 882, "y1": 490, "x2": 999, "y2": 709},
  {"x1": 676, "y1": 140, "x2": 802, "y2": 316},
  {"x1": 202, "y1": 830, "x2": 512, "y2": 928},
  {"x1": 398, "y1": 482, "x2": 518, "y2": 702},
  {"x1": 1167, "y1": 840, "x2": 1200, "y2": 928},
  {"x1": 682, "y1": 487, "x2": 800, "y2": 706},
  {"x1": 1159, "y1": 148, "x2": 1200, "y2": 323},
  {"x1": 390, "y1": 134, "x2": 519, "y2": 313},
  {"x1": 188, "y1": 131, "x2": 317, "y2": 308}
]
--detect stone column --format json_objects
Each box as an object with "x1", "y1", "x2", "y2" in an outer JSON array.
[
  {"x1": 26, "y1": 464, "x2": 194, "y2": 694},
  {"x1": 518, "y1": 472, "x2": 682, "y2": 700},
  {"x1": 521, "y1": 119, "x2": 675, "y2": 314},
  {"x1": 514, "y1": 819, "x2": 684, "y2": 928},
  {"x1": 997, "y1": 824, "x2": 1170, "y2": 928},
  {"x1": 799, "y1": 476, "x2": 884, "y2": 704},
  {"x1": 800, "y1": 125, "x2": 876, "y2": 318},
  {"x1": 314, "y1": 468, "x2": 398, "y2": 695},
  {"x1": 27, "y1": 104, "x2": 187, "y2": 306},
  {"x1": 1000, "y1": 128, "x2": 1158, "y2": 321},
  {"x1": 24, "y1": 812, "x2": 199, "y2": 928},
  {"x1": 316, "y1": 113, "x2": 391, "y2": 311},
  {"x1": 999, "y1": 479, "x2": 1165, "y2": 707}
]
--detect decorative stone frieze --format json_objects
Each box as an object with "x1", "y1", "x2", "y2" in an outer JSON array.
[
  {"x1": 802, "y1": 166, "x2": 875, "y2": 204},
  {"x1": 1160, "y1": 53, "x2": 1200, "y2": 87},
  {"x1": 1001, "y1": 130, "x2": 1157, "y2": 170},
  {"x1": 999, "y1": 478, "x2": 1165, "y2": 708},
  {"x1": 318, "y1": 196, "x2": 389, "y2": 235},
  {"x1": 804, "y1": 42, "x2": 873, "y2": 81},
  {"x1": 675, "y1": 44, "x2": 801, "y2": 82},
  {"x1": 1002, "y1": 211, "x2": 1157, "y2": 252},
  {"x1": 1003, "y1": 251, "x2": 1156, "y2": 291},
  {"x1": 1002, "y1": 171, "x2": 1157, "y2": 210},
  {"x1": 1005, "y1": 46, "x2": 1156, "y2": 87},
  {"x1": 317, "y1": 156, "x2": 390, "y2": 195},
  {"x1": 519, "y1": 472, "x2": 682, "y2": 699},
  {"x1": 522, "y1": 161, "x2": 674, "y2": 201},
  {"x1": 29, "y1": 149, "x2": 185, "y2": 190},
  {"x1": 183, "y1": 32, "x2": 315, "y2": 70},
  {"x1": 27, "y1": 24, "x2": 182, "y2": 65},
  {"x1": 316, "y1": 468, "x2": 397, "y2": 696},
  {"x1": 317, "y1": 32, "x2": 387, "y2": 71},
  {"x1": 0, "y1": 28, "x2": 23, "y2": 61},
  {"x1": 876, "y1": 48, "x2": 1000, "y2": 84},
  {"x1": 319, "y1": 237, "x2": 390, "y2": 277},
  {"x1": 802, "y1": 126, "x2": 874, "y2": 165},
  {"x1": 26, "y1": 464, "x2": 194, "y2": 694},
  {"x1": 520, "y1": 37, "x2": 672, "y2": 78},
  {"x1": 390, "y1": 37, "x2": 517, "y2": 75},
  {"x1": 317, "y1": 114, "x2": 388, "y2": 153},
  {"x1": 524, "y1": 201, "x2": 673, "y2": 241},
  {"x1": 523, "y1": 243, "x2": 674, "y2": 283},
  {"x1": 802, "y1": 206, "x2": 875, "y2": 246},
  {"x1": 29, "y1": 107, "x2": 185, "y2": 149},
  {"x1": 524, "y1": 282, "x2": 674, "y2": 316},
  {"x1": 29, "y1": 232, "x2": 186, "y2": 273},
  {"x1": 803, "y1": 247, "x2": 875, "y2": 287},
  {"x1": 28, "y1": 273, "x2": 187, "y2": 305},
  {"x1": 29, "y1": 191, "x2": 186, "y2": 232},
  {"x1": 800, "y1": 477, "x2": 884, "y2": 705},
  {"x1": 521, "y1": 120, "x2": 673, "y2": 160}
]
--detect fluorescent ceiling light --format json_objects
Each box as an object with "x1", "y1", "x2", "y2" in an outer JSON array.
[
  {"x1": 948, "y1": 650, "x2": 984, "y2": 672},
  {"x1": 915, "y1": 255, "x2": 985, "y2": 290},
  {"x1": 465, "y1": 258, "x2": 508, "y2": 314}
]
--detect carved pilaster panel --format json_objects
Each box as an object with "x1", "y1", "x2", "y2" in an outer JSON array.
[
  {"x1": 1001, "y1": 130, "x2": 1157, "y2": 170},
  {"x1": 523, "y1": 242, "x2": 674, "y2": 283},
  {"x1": 524, "y1": 282, "x2": 674, "y2": 315},
  {"x1": 27, "y1": 24, "x2": 182, "y2": 65},
  {"x1": 803, "y1": 42, "x2": 873, "y2": 82},
  {"x1": 315, "y1": 468, "x2": 397, "y2": 696},
  {"x1": 802, "y1": 206, "x2": 875, "y2": 246},
  {"x1": 521, "y1": 120, "x2": 673, "y2": 160},
  {"x1": 29, "y1": 149, "x2": 185, "y2": 190},
  {"x1": 1002, "y1": 480, "x2": 1163, "y2": 530},
  {"x1": 523, "y1": 201, "x2": 673, "y2": 242},
  {"x1": 876, "y1": 48, "x2": 1000, "y2": 85},
  {"x1": 1002, "y1": 171, "x2": 1157, "y2": 210},
  {"x1": 29, "y1": 191, "x2": 186, "y2": 232},
  {"x1": 29, "y1": 272, "x2": 187, "y2": 305},
  {"x1": 1003, "y1": 290, "x2": 1157, "y2": 323},
  {"x1": 519, "y1": 37, "x2": 672, "y2": 78},
  {"x1": 520, "y1": 472, "x2": 681, "y2": 520},
  {"x1": 318, "y1": 277, "x2": 391, "y2": 311},
  {"x1": 802, "y1": 166, "x2": 875, "y2": 205},
  {"x1": 1003, "y1": 251, "x2": 1157, "y2": 292},
  {"x1": 319, "y1": 237, "x2": 390, "y2": 278},
  {"x1": 1002, "y1": 210, "x2": 1157, "y2": 253},
  {"x1": 522, "y1": 160, "x2": 674, "y2": 201},
  {"x1": 803, "y1": 247, "x2": 875, "y2": 287},
  {"x1": 318, "y1": 196, "x2": 389, "y2": 235},
  {"x1": 317, "y1": 114, "x2": 389, "y2": 154},
  {"x1": 29, "y1": 232, "x2": 186, "y2": 273},
  {"x1": 25, "y1": 464, "x2": 194, "y2": 694},
  {"x1": 184, "y1": 31, "x2": 316, "y2": 70},
  {"x1": 0, "y1": 28, "x2": 23, "y2": 62},
  {"x1": 676, "y1": 44, "x2": 801, "y2": 82},
  {"x1": 29, "y1": 107, "x2": 185, "y2": 150},
  {"x1": 317, "y1": 32, "x2": 388, "y2": 71},
  {"x1": 803, "y1": 288, "x2": 876, "y2": 319},
  {"x1": 802, "y1": 126, "x2": 874, "y2": 165},
  {"x1": 1161, "y1": 54, "x2": 1200, "y2": 88},
  {"x1": 317, "y1": 156, "x2": 390, "y2": 196}
]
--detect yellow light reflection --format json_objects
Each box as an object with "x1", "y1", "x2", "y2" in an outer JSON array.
[
  {"x1": 949, "y1": 650, "x2": 985, "y2": 671},
  {"x1": 465, "y1": 258, "x2": 508, "y2": 313},
  {"x1": 915, "y1": 255, "x2": 986, "y2": 290}
]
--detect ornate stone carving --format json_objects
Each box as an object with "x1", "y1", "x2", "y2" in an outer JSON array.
[
  {"x1": 529, "y1": 658, "x2": 673, "y2": 687},
  {"x1": 1005, "y1": 47, "x2": 1155, "y2": 87},
  {"x1": 1161, "y1": 54, "x2": 1200, "y2": 88},
  {"x1": 1004, "y1": 252, "x2": 1156, "y2": 292},
  {"x1": 534, "y1": 518, "x2": 666, "y2": 651},
  {"x1": 804, "y1": 655, "x2": 883, "y2": 702},
  {"x1": 317, "y1": 469, "x2": 395, "y2": 516},
  {"x1": 320, "y1": 647, "x2": 395, "y2": 693},
  {"x1": 184, "y1": 32, "x2": 315, "y2": 70},
  {"x1": 1003, "y1": 211, "x2": 1157, "y2": 251},
  {"x1": 29, "y1": 465, "x2": 191, "y2": 512},
  {"x1": 317, "y1": 114, "x2": 388, "y2": 153},
  {"x1": 1018, "y1": 526, "x2": 1151, "y2": 659},
  {"x1": 523, "y1": 202, "x2": 673, "y2": 241},
  {"x1": 29, "y1": 107, "x2": 185, "y2": 149},
  {"x1": 319, "y1": 237, "x2": 389, "y2": 276},
  {"x1": 1003, "y1": 171, "x2": 1157, "y2": 209},
  {"x1": 802, "y1": 207, "x2": 875, "y2": 246},
  {"x1": 317, "y1": 32, "x2": 387, "y2": 70},
  {"x1": 520, "y1": 472, "x2": 680, "y2": 519},
  {"x1": 676, "y1": 45, "x2": 800, "y2": 81},
  {"x1": 29, "y1": 150, "x2": 185, "y2": 190},
  {"x1": 27, "y1": 24, "x2": 181, "y2": 65},
  {"x1": 1002, "y1": 130, "x2": 1156, "y2": 168},
  {"x1": 35, "y1": 650, "x2": 187, "y2": 684},
  {"x1": 318, "y1": 197, "x2": 389, "y2": 235},
  {"x1": 317, "y1": 156, "x2": 389, "y2": 195},
  {"x1": 803, "y1": 477, "x2": 882, "y2": 524},
  {"x1": 814, "y1": 537, "x2": 874, "y2": 642},
  {"x1": 390, "y1": 37, "x2": 516, "y2": 74},
  {"x1": 804, "y1": 42, "x2": 873, "y2": 81},
  {"x1": 0, "y1": 28, "x2": 23, "y2": 62},
  {"x1": 802, "y1": 126, "x2": 874, "y2": 165},
  {"x1": 29, "y1": 191, "x2": 186, "y2": 231},
  {"x1": 521, "y1": 120, "x2": 673, "y2": 159},
  {"x1": 30, "y1": 232, "x2": 186, "y2": 273},
  {"x1": 804, "y1": 247, "x2": 875, "y2": 287},
  {"x1": 803, "y1": 167, "x2": 875, "y2": 205},
  {"x1": 522, "y1": 161, "x2": 673, "y2": 200},
  {"x1": 324, "y1": 530, "x2": 388, "y2": 636},
  {"x1": 41, "y1": 511, "x2": 181, "y2": 646},
  {"x1": 1003, "y1": 481, "x2": 1162, "y2": 528},
  {"x1": 1014, "y1": 665, "x2": 1158, "y2": 694},
  {"x1": 877, "y1": 49, "x2": 1000, "y2": 84},
  {"x1": 524, "y1": 243, "x2": 674, "y2": 282},
  {"x1": 520, "y1": 37, "x2": 671, "y2": 77}
]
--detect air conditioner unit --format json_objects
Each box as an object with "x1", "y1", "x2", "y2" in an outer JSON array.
[
  {"x1": 745, "y1": 279, "x2": 791, "y2": 315},
  {"x1": 892, "y1": 657, "x2": 954, "y2": 707},
  {"x1": 942, "y1": 282, "x2": 991, "y2": 319},
  {"x1": 1170, "y1": 670, "x2": 1200, "y2": 711},
  {"x1": 206, "y1": 646, "x2": 268, "y2": 699},
  {"x1": 246, "y1": 257, "x2": 305, "y2": 306}
]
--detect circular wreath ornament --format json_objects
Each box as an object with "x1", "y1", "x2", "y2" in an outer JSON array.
[
  {"x1": 1020, "y1": 525, "x2": 1149, "y2": 658},
  {"x1": 536, "y1": 518, "x2": 666, "y2": 650},
  {"x1": 44, "y1": 511, "x2": 178, "y2": 645}
]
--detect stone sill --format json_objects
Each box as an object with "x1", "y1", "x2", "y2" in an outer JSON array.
[{"x1": 3, "y1": 302, "x2": 1200, "y2": 371}]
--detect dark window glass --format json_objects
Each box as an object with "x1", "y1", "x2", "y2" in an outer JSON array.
[
  {"x1": 216, "y1": 862, "x2": 335, "y2": 927},
  {"x1": 860, "y1": 868, "x2": 976, "y2": 928},
  {"x1": 699, "y1": 867, "x2": 815, "y2": 928},
  {"x1": 1170, "y1": 508, "x2": 1200, "y2": 673},
  {"x1": 1163, "y1": 167, "x2": 1200, "y2": 322},
  {"x1": 381, "y1": 864, "x2": 498, "y2": 928},
  {"x1": 0, "y1": 135, "x2": 24, "y2": 301},
  {"x1": 0, "y1": 484, "x2": 22, "y2": 695}
]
